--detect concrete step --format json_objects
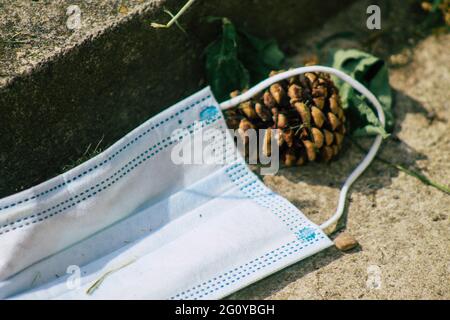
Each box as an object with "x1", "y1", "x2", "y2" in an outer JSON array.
[{"x1": 0, "y1": 0, "x2": 354, "y2": 197}]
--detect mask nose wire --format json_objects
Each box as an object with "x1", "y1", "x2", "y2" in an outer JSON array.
[{"x1": 219, "y1": 66, "x2": 386, "y2": 231}]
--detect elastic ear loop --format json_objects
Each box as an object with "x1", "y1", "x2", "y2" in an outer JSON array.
[{"x1": 219, "y1": 66, "x2": 386, "y2": 230}]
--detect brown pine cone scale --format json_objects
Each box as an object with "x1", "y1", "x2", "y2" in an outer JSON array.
[{"x1": 224, "y1": 70, "x2": 347, "y2": 166}]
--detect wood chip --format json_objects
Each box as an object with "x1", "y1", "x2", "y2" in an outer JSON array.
[{"x1": 334, "y1": 232, "x2": 359, "y2": 251}]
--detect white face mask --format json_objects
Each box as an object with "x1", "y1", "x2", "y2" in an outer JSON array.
[{"x1": 0, "y1": 66, "x2": 384, "y2": 300}]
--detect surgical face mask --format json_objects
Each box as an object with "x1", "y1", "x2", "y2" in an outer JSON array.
[{"x1": 0, "y1": 66, "x2": 384, "y2": 300}]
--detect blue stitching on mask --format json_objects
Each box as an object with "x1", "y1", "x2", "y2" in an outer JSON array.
[
  {"x1": 0, "y1": 113, "x2": 220, "y2": 235},
  {"x1": 0, "y1": 95, "x2": 212, "y2": 212},
  {"x1": 170, "y1": 161, "x2": 326, "y2": 300},
  {"x1": 172, "y1": 237, "x2": 325, "y2": 299},
  {"x1": 224, "y1": 163, "x2": 310, "y2": 232},
  {"x1": 170, "y1": 240, "x2": 297, "y2": 299},
  {"x1": 2, "y1": 101, "x2": 325, "y2": 299}
]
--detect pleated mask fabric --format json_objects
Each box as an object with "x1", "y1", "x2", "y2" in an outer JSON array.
[{"x1": 0, "y1": 87, "x2": 333, "y2": 299}]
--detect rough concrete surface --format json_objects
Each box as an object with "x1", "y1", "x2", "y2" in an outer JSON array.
[
  {"x1": 0, "y1": 0, "x2": 354, "y2": 198},
  {"x1": 229, "y1": 0, "x2": 450, "y2": 300}
]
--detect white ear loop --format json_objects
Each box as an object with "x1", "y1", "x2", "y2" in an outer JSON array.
[{"x1": 219, "y1": 66, "x2": 386, "y2": 230}]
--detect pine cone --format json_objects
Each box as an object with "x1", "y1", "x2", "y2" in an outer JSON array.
[{"x1": 223, "y1": 70, "x2": 347, "y2": 166}]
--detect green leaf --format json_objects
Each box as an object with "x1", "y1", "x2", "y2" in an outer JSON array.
[
  {"x1": 329, "y1": 49, "x2": 394, "y2": 138},
  {"x1": 204, "y1": 18, "x2": 284, "y2": 102},
  {"x1": 431, "y1": 0, "x2": 443, "y2": 12},
  {"x1": 352, "y1": 97, "x2": 389, "y2": 138},
  {"x1": 353, "y1": 125, "x2": 389, "y2": 138},
  {"x1": 205, "y1": 18, "x2": 250, "y2": 102},
  {"x1": 238, "y1": 31, "x2": 285, "y2": 83}
]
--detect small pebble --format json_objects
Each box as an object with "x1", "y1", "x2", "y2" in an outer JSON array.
[
  {"x1": 334, "y1": 232, "x2": 359, "y2": 251},
  {"x1": 432, "y1": 213, "x2": 447, "y2": 222}
]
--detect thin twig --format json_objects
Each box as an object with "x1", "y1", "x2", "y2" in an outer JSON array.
[
  {"x1": 92, "y1": 135, "x2": 104, "y2": 154},
  {"x1": 162, "y1": 9, "x2": 187, "y2": 34},
  {"x1": 150, "y1": 0, "x2": 195, "y2": 29},
  {"x1": 351, "y1": 139, "x2": 450, "y2": 195},
  {"x1": 30, "y1": 272, "x2": 41, "y2": 287},
  {"x1": 86, "y1": 259, "x2": 136, "y2": 295},
  {"x1": 0, "y1": 32, "x2": 37, "y2": 45}
]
